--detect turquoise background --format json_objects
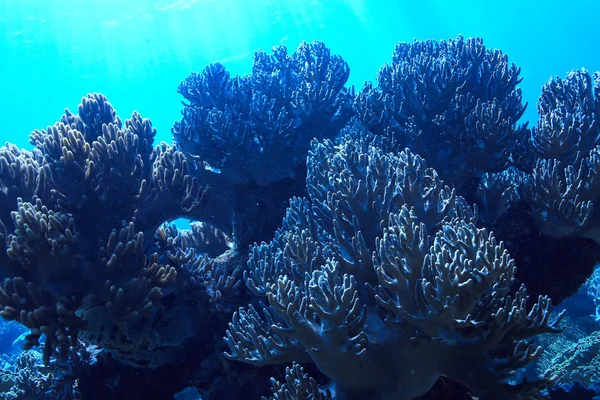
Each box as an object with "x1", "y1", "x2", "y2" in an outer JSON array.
[{"x1": 1, "y1": 0, "x2": 599, "y2": 149}]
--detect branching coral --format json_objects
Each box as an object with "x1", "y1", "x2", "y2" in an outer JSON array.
[
  {"x1": 521, "y1": 71, "x2": 600, "y2": 243},
  {"x1": 2, "y1": 36, "x2": 600, "y2": 399},
  {"x1": 0, "y1": 94, "x2": 240, "y2": 368},
  {"x1": 530, "y1": 70, "x2": 600, "y2": 165},
  {"x1": 173, "y1": 41, "x2": 353, "y2": 187},
  {"x1": 226, "y1": 133, "x2": 563, "y2": 399},
  {"x1": 354, "y1": 35, "x2": 528, "y2": 189},
  {"x1": 0, "y1": 351, "x2": 54, "y2": 399},
  {"x1": 173, "y1": 41, "x2": 354, "y2": 251},
  {"x1": 264, "y1": 362, "x2": 331, "y2": 400},
  {"x1": 0, "y1": 144, "x2": 40, "y2": 233},
  {"x1": 350, "y1": 36, "x2": 600, "y2": 304},
  {"x1": 476, "y1": 166, "x2": 525, "y2": 224},
  {"x1": 0, "y1": 345, "x2": 90, "y2": 400},
  {"x1": 587, "y1": 266, "x2": 600, "y2": 321}
]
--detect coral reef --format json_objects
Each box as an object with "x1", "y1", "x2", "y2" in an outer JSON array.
[
  {"x1": 548, "y1": 330, "x2": 600, "y2": 387},
  {"x1": 226, "y1": 134, "x2": 563, "y2": 399},
  {"x1": 173, "y1": 41, "x2": 353, "y2": 187},
  {"x1": 523, "y1": 70, "x2": 600, "y2": 242},
  {"x1": 500, "y1": 70, "x2": 600, "y2": 303},
  {"x1": 588, "y1": 266, "x2": 600, "y2": 321},
  {"x1": 0, "y1": 94, "x2": 241, "y2": 369},
  {"x1": 354, "y1": 35, "x2": 528, "y2": 191},
  {"x1": 1, "y1": 36, "x2": 600, "y2": 399},
  {"x1": 533, "y1": 273, "x2": 600, "y2": 396},
  {"x1": 0, "y1": 351, "x2": 55, "y2": 400},
  {"x1": 173, "y1": 41, "x2": 354, "y2": 250},
  {"x1": 0, "y1": 345, "x2": 91, "y2": 400}
]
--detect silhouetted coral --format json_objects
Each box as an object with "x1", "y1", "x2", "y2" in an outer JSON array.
[
  {"x1": 0, "y1": 94, "x2": 240, "y2": 369},
  {"x1": 522, "y1": 71, "x2": 600, "y2": 243},
  {"x1": 173, "y1": 41, "x2": 354, "y2": 251},
  {"x1": 354, "y1": 35, "x2": 528, "y2": 191},
  {"x1": 174, "y1": 41, "x2": 353, "y2": 187}
]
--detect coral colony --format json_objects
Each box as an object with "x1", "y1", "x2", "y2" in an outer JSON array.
[{"x1": 1, "y1": 36, "x2": 600, "y2": 399}]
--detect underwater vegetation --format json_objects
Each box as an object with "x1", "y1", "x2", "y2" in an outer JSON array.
[{"x1": 0, "y1": 36, "x2": 599, "y2": 399}]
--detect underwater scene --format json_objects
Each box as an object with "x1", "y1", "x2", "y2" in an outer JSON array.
[{"x1": 1, "y1": 0, "x2": 600, "y2": 399}]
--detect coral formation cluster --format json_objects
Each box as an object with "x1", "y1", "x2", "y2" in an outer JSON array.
[
  {"x1": 1, "y1": 36, "x2": 599, "y2": 399},
  {"x1": 172, "y1": 42, "x2": 354, "y2": 250},
  {"x1": 226, "y1": 134, "x2": 562, "y2": 399},
  {"x1": 0, "y1": 94, "x2": 241, "y2": 371}
]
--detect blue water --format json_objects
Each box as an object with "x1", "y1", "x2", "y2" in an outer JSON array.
[
  {"x1": 2, "y1": 1, "x2": 600, "y2": 399},
  {"x1": 1, "y1": 0, "x2": 599, "y2": 148}
]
